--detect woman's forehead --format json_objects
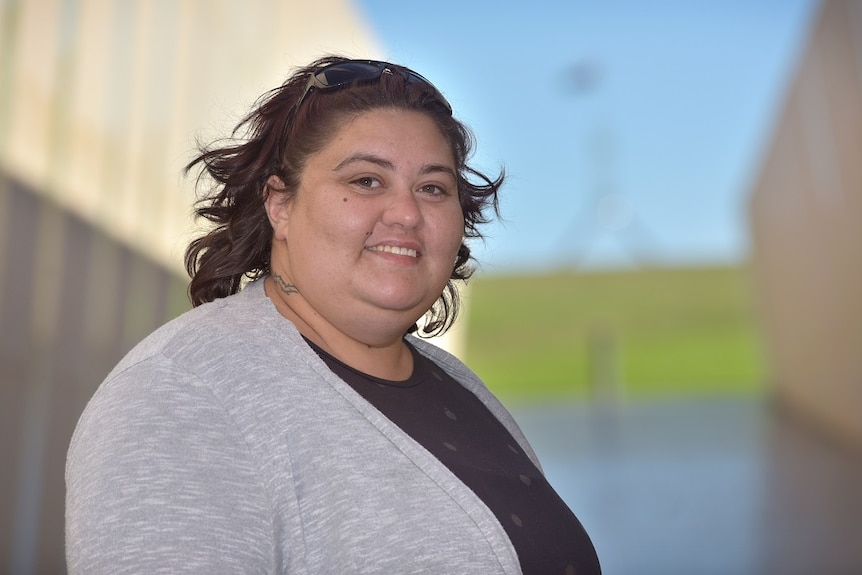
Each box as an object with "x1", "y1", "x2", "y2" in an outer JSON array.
[{"x1": 313, "y1": 109, "x2": 457, "y2": 169}]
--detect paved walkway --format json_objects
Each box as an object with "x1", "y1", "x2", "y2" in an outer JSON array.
[{"x1": 511, "y1": 398, "x2": 862, "y2": 575}]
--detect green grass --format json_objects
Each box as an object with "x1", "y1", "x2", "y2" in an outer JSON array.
[{"x1": 463, "y1": 265, "x2": 766, "y2": 402}]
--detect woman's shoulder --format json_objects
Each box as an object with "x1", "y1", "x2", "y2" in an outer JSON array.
[
  {"x1": 69, "y1": 280, "x2": 306, "y2": 458},
  {"x1": 109, "y1": 280, "x2": 288, "y2": 377},
  {"x1": 408, "y1": 337, "x2": 474, "y2": 379},
  {"x1": 408, "y1": 337, "x2": 502, "y2": 412},
  {"x1": 408, "y1": 335, "x2": 543, "y2": 469}
]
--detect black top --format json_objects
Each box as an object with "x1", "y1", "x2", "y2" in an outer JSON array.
[{"x1": 306, "y1": 338, "x2": 601, "y2": 575}]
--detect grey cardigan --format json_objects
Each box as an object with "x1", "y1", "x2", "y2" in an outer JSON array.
[{"x1": 65, "y1": 280, "x2": 541, "y2": 574}]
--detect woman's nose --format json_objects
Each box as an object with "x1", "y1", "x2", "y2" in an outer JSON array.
[{"x1": 382, "y1": 188, "x2": 422, "y2": 228}]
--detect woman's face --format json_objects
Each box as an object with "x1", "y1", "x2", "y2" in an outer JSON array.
[{"x1": 267, "y1": 108, "x2": 464, "y2": 341}]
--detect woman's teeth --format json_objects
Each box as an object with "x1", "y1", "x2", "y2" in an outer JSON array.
[{"x1": 367, "y1": 245, "x2": 418, "y2": 257}]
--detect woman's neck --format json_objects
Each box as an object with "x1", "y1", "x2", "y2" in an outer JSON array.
[{"x1": 264, "y1": 276, "x2": 415, "y2": 380}]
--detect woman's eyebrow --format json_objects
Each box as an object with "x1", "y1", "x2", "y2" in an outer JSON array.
[
  {"x1": 420, "y1": 163, "x2": 457, "y2": 179},
  {"x1": 334, "y1": 154, "x2": 456, "y2": 180},
  {"x1": 333, "y1": 153, "x2": 394, "y2": 171}
]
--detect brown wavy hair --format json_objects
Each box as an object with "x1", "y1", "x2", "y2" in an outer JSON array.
[{"x1": 184, "y1": 55, "x2": 503, "y2": 336}]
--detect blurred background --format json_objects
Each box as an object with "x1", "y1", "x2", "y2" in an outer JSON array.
[{"x1": 2, "y1": 0, "x2": 861, "y2": 573}]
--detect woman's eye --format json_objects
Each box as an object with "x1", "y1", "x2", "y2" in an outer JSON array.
[
  {"x1": 421, "y1": 184, "x2": 447, "y2": 196},
  {"x1": 353, "y1": 176, "x2": 380, "y2": 188}
]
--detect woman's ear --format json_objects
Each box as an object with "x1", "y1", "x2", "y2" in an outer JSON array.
[{"x1": 264, "y1": 175, "x2": 291, "y2": 239}]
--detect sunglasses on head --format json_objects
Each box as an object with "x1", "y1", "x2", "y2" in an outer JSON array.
[{"x1": 296, "y1": 59, "x2": 452, "y2": 115}]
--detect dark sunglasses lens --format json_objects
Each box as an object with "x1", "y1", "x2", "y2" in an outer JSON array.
[
  {"x1": 315, "y1": 62, "x2": 384, "y2": 89},
  {"x1": 303, "y1": 60, "x2": 451, "y2": 115}
]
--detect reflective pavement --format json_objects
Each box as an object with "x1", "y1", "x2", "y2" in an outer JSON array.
[{"x1": 511, "y1": 398, "x2": 862, "y2": 575}]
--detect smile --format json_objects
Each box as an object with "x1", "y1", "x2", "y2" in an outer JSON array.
[{"x1": 366, "y1": 245, "x2": 418, "y2": 258}]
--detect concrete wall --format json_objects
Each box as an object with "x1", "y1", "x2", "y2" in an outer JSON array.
[
  {"x1": 749, "y1": 0, "x2": 862, "y2": 446},
  {"x1": 0, "y1": 172, "x2": 189, "y2": 573},
  {"x1": 0, "y1": 0, "x2": 382, "y2": 274},
  {"x1": 0, "y1": 1, "x2": 381, "y2": 571}
]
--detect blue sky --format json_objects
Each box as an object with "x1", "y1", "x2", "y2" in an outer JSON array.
[{"x1": 356, "y1": 0, "x2": 818, "y2": 274}]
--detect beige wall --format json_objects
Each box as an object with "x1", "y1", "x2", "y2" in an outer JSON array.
[
  {"x1": 0, "y1": 2, "x2": 381, "y2": 572},
  {"x1": 0, "y1": 0, "x2": 382, "y2": 276},
  {"x1": 0, "y1": 175, "x2": 189, "y2": 573},
  {"x1": 749, "y1": 0, "x2": 862, "y2": 446}
]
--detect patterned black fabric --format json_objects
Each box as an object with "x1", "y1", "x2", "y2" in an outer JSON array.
[{"x1": 307, "y1": 339, "x2": 601, "y2": 575}]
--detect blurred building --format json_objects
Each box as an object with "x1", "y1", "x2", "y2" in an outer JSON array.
[
  {"x1": 750, "y1": 0, "x2": 862, "y2": 448},
  {"x1": 0, "y1": 1, "x2": 382, "y2": 572}
]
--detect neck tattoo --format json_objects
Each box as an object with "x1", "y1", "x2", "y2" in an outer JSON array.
[{"x1": 272, "y1": 272, "x2": 300, "y2": 295}]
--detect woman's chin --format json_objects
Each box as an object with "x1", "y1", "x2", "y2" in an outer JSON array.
[{"x1": 362, "y1": 289, "x2": 436, "y2": 319}]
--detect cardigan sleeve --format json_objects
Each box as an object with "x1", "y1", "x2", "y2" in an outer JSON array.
[{"x1": 65, "y1": 355, "x2": 276, "y2": 574}]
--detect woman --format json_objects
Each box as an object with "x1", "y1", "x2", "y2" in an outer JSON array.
[{"x1": 66, "y1": 56, "x2": 601, "y2": 574}]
